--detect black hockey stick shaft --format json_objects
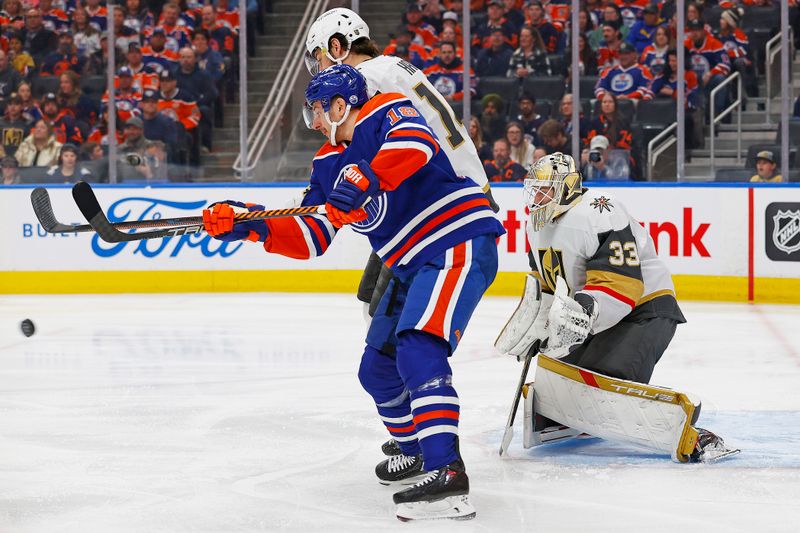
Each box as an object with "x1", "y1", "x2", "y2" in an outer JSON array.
[
  {"x1": 71, "y1": 181, "x2": 324, "y2": 243},
  {"x1": 499, "y1": 341, "x2": 539, "y2": 456}
]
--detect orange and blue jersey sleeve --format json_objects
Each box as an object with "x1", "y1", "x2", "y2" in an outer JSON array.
[
  {"x1": 262, "y1": 144, "x2": 340, "y2": 260},
  {"x1": 368, "y1": 97, "x2": 441, "y2": 191}
]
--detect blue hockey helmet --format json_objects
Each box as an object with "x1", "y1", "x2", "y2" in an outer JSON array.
[{"x1": 304, "y1": 63, "x2": 369, "y2": 113}]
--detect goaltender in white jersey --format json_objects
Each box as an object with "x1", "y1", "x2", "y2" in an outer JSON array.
[{"x1": 496, "y1": 153, "x2": 739, "y2": 463}]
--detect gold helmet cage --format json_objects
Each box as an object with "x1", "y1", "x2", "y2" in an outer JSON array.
[{"x1": 523, "y1": 152, "x2": 583, "y2": 231}]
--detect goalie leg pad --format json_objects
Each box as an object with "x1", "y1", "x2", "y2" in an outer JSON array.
[{"x1": 529, "y1": 355, "x2": 701, "y2": 462}]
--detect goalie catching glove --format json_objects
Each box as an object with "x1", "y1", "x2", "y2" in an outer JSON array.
[
  {"x1": 541, "y1": 277, "x2": 598, "y2": 359},
  {"x1": 495, "y1": 274, "x2": 553, "y2": 360},
  {"x1": 325, "y1": 159, "x2": 379, "y2": 228},
  {"x1": 203, "y1": 201, "x2": 270, "y2": 242}
]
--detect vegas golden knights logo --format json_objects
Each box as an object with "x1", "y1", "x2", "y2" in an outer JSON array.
[
  {"x1": 537, "y1": 247, "x2": 568, "y2": 293},
  {"x1": 2, "y1": 127, "x2": 24, "y2": 148},
  {"x1": 562, "y1": 172, "x2": 582, "y2": 206}
]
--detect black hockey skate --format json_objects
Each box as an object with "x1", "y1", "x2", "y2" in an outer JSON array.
[
  {"x1": 376, "y1": 453, "x2": 427, "y2": 486},
  {"x1": 689, "y1": 428, "x2": 740, "y2": 463},
  {"x1": 381, "y1": 438, "x2": 401, "y2": 456},
  {"x1": 392, "y1": 458, "x2": 476, "y2": 521}
]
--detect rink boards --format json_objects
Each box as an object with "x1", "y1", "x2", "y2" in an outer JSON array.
[{"x1": 1, "y1": 182, "x2": 799, "y2": 303}]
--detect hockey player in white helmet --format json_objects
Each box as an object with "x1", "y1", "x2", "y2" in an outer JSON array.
[
  {"x1": 495, "y1": 153, "x2": 739, "y2": 463},
  {"x1": 303, "y1": 7, "x2": 500, "y2": 463},
  {"x1": 304, "y1": 8, "x2": 496, "y2": 211}
]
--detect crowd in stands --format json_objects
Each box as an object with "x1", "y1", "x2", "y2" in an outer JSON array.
[
  {"x1": 385, "y1": 0, "x2": 799, "y2": 182},
  {"x1": 0, "y1": 0, "x2": 247, "y2": 184}
]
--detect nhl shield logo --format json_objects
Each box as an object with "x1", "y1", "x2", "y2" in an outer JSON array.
[{"x1": 772, "y1": 209, "x2": 800, "y2": 254}]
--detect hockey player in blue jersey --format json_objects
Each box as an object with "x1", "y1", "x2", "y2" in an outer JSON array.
[{"x1": 202, "y1": 64, "x2": 505, "y2": 521}]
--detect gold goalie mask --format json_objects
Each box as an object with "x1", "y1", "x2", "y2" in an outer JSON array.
[{"x1": 523, "y1": 152, "x2": 583, "y2": 231}]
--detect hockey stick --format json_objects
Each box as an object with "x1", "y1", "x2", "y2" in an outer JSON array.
[
  {"x1": 71, "y1": 181, "x2": 325, "y2": 243},
  {"x1": 499, "y1": 341, "x2": 540, "y2": 457},
  {"x1": 31, "y1": 187, "x2": 214, "y2": 234}
]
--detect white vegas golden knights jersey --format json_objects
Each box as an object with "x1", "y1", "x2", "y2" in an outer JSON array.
[
  {"x1": 527, "y1": 188, "x2": 677, "y2": 334},
  {"x1": 356, "y1": 55, "x2": 489, "y2": 190}
]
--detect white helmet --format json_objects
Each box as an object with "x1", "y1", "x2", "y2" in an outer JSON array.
[
  {"x1": 304, "y1": 8, "x2": 370, "y2": 75},
  {"x1": 523, "y1": 153, "x2": 583, "y2": 231}
]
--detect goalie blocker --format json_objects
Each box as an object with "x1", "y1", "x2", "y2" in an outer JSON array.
[{"x1": 522, "y1": 355, "x2": 739, "y2": 463}]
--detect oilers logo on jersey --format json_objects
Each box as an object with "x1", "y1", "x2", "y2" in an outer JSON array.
[{"x1": 610, "y1": 72, "x2": 634, "y2": 93}]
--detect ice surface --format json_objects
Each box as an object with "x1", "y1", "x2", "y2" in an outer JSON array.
[{"x1": 1, "y1": 293, "x2": 799, "y2": 532}]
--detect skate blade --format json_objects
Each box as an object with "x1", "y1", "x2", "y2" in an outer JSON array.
[
  {"x1": 700, "y1": 447, "x2": 741, "y2": 463},
  {"x1": 396, "y1": 495, "x2": 476, "y2": 522}
]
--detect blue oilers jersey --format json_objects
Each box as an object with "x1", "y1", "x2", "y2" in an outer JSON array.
[{"x1": 262, "y1": 93, "x2": 504, "y2": 276}]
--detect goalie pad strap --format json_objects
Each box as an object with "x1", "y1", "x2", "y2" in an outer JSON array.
[{"x1": 527, "y1": 355, "x2": 700, "y2": 462}]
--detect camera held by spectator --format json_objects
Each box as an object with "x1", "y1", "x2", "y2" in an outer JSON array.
[{"x1": 581, "y1": 135, "x2": 630, "y2": 181}]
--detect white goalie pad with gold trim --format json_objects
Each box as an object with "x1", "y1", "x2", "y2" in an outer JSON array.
[{"x1": 523, "y1": 355, "x2": 701, "y2": 463}]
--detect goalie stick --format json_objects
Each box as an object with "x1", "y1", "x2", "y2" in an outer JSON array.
[
  {"x1": 499, "y1": 341, "x2": 540, "y2": 456},
  {"x1": 71, "y1": 181, "x2": 325, "y2": 243}
]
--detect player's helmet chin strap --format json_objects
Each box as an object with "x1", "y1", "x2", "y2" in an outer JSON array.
[{"x1": 325, "y1": 103, "x2": 352, "y2": 147}]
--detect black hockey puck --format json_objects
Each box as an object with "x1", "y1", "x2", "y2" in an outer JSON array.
[{"x1": 20, "y1": 319, "x2": 35, "y2": 337}]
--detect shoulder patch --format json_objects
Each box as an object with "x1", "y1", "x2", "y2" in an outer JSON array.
[{"x1": 590, "y1": 195, "x2": 614, "y2": 213}]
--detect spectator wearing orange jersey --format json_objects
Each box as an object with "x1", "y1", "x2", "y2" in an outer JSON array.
[
  {"x1": 0, "y1": 0, "x2": 25, "y2": 32},
  {"x1": 214, "y1": 0, "x2": 241, "y2": 34},
  {"x1": 473, "y1": 0, "x2": 518, "y2": 51},
  {"x1": 404, "y1": 3, "x2": 438, "y2": 51},
  {"x1": 87, "y1": 106, "x2": 125, "y2": 146},
  {"x1": 125, "y1": 43, "x2": 159, "y2": 92},
  {"x1": 102, "y1": 67, "x2": 143, "y2": 124},
  {"x1": 543, "y1": 0, "x2": 570, "y2": 32},
  {"x1": 157, "y1": 69, "x2": 200, "y2": 163}
]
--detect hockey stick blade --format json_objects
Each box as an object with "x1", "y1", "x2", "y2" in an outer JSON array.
[
  {"x1": 499, "y1": 342, "x2": 539, "y2": 457},
  {"x1": 31, "y1": 187, "x2": 90, "y2": 233},
  {"x1": 72, "y1": 181, "x2": 205, "y2": 243},
  {"x1": 71, "y1": 181, "x2": 327, "y2": 243}
]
